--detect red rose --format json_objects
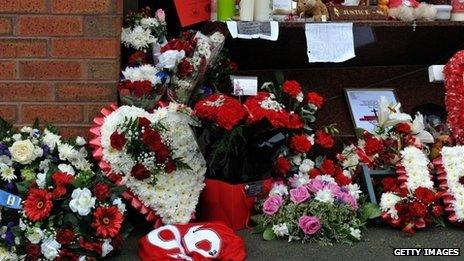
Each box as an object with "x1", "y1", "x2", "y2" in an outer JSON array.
[
  {"x1": 432, "y1": 205, "x2": 443, "y2": 217},
  {"x1": 26, "y1": 244, "x2": 40, "y2": 257},
  {"x1": 142, "y1": 128, "x2": 162, "y2": 152},
  {"x1": 320, "y1": 159, "x2": 336, "y2": 176},
  {"x1": 395, "y1": 203, "x2": 411, "y2": 220},
  {"x1": 395, "y1": 122, "x2": 411, "y2": 134},
  {"x1": 275, "y1": 156, "x2": 291, "y2": 176},
  {"x1": 289, "y1": 135, "x2": 312, "y2": 154},
  {"x1": 306, "y1": 92, "x2": 324, "y2": 108},
  {"x1": 335, "y1": 173, "x2": 351, "y2": 186},
  {"x1": 93, "y1": 182, "x2": 110, "y2": 201},
  {"x1": 178, "y1": 59, "x2": 193, "y2": 77},
  {"x1": 414, "y1": 187, "x2": 435, "y2": 204},
  {"x1": 55, "y1": 249, "x2": 79, "y2": 261},
  {"x1": 131, "y1": 164, "x2": 151, "y2": 180},
  {"x1": 315, "y1": 130, "x2": 334, "y2": 149},
  {"x1": 138, "y1": 117, "x2": 151, "y2": 128},
  {"x1": 165, "y1": 160, "x2": 177, "y2": 173},
  {"x1": 309, "y1": 168, "x2": 321, "y2": 178},
  {"x1": 282, "y1": 80, "x2": 302, "y2": 98},
  {"x1": 155, "y1": 144, "x2": 169, "y2": 162},
  {"x1": 364, "y1": 138, "x2": 381, "y2": 156},
  {"x1": 132, "y1": 80, "x2": 153, "y2": 97},
  {"x1": 410, "y1": 201, "x2": 427, "y2": 218},
  {"x1": 56, "y1": 229, "x2": 75, "y2": 245},
  {"x1": 110, "y1": 131, "x2": 126, "y2": 151}
]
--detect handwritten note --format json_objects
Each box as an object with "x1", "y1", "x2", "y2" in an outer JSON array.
[
  {"x1": 227, "y1": 21, "x2": 279, "y2": 41},
  {"x1": 305, "y1": 23, "x2": 355, "y2": 63}
]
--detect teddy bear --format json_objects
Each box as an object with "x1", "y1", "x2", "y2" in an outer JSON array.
[
  {"x1": 388, "y1": 0, "x2": 437, "y2": 21},
  {"x1": 295, "y1": 0, "x2": 330, "y2": 21}
]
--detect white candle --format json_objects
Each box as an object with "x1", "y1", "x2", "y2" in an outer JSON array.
[
  {"x1": 240, "y1": 0, "x2": 255, "y2": 21},
  {"x1": 254, "y1": 0, "x2": 271, "y2": 21}
]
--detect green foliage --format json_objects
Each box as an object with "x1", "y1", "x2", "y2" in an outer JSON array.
[
  {"x1": 44, "y1": 123, "x2": 60, "y2": 135},
  {"x1": 263, "y1": 228, "x2": 276, "y2": 241},
  {"x1": 74, "y1": 170, "x2": 96, "y2": 188},
  {"x1": 208, "y1": 125, "x2": 247, "y2": 173},
  {"x1": 359, "y1": 202, "x2": 381, "y2": 222}
]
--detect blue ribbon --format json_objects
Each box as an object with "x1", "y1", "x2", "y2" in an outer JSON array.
[{"x1": 0, "y1": 190, "x2": 22, "y2": 210}]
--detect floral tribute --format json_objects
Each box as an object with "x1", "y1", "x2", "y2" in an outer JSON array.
[
  {"x1": 157, "y1": 31, "x2": 226, "y2": 103},
  {"x1": 379, "y1": 146, "x2": 442, "y2": 233},
  {"x1": 90, "y1": 104, "x2": 207, "y2": 225},
  {"x1": 18, "y1": 168, "x2": 129, "y2": 260},
  {"x1": 121, "y1": 7, "x2": 167, "y2": 52},
  {"x1": 433, "y1": 146, "x2": 464, "y2": 226},
  {"x1": 444, "y1": 50, "x2": 464, "y2": 144}
]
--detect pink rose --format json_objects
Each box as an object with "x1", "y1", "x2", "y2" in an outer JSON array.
[
  {"x1": 306, "y1": 179, "x2": 325, "y2": 193},
  {"x1": 298, "y1": 215, "x2": 321, "y2": 235},
  {"x1": 289, "y1": 186, "x2": 310, "y2": 204},
  {"x1": 262, "y1": 195, "x2": 283, "y2": 215},
  {"x1": 327, "y1": 183, "x2": 341, "y2": 195},
  {"x1": 156, "y1": 9, "x2": 166, "y2": 22},
  {"x1": 339, "y1": 193, "x2": 358, "y2": 210}
]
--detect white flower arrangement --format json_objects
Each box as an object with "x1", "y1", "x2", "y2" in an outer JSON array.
[
  {"x1": 440, "y1": 146, "x2": 464, "y2": 221},
  {"x1": 99, "y1": 104, "x2": 206, "y2": 224},
  {"x1": 121, "y1": 64, "x2": 163, "y2": 86},
  {"x1": 400, "y1": 146, "x2": 433, "y2": 191}
]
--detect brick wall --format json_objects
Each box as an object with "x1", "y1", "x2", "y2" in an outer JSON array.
[{"x1": 0, "y1": 0, "x2": 122, "y2": 137}]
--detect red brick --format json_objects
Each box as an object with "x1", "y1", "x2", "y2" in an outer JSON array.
[
  {"x1": 84, "y1": 16, "x2": 120, "y2": 37},
  {"x1": 21, "y1": 104, "x2": 84, "y2": 124},
  {"x1": 0, "y1": 83, "x2": 53, "y2": 102},
  {"x1": 58, "y1": 125, "x2": 91, "y2": 139},
  {"x1": 0, "y1": 0, "x2": 46, "y2": 13},
  {"x1": 0, "y1": 39, "x2": 47, "y2": 58},
  {"x1": 18, "y1": 16, "x2": 83, "y2": 36},
  {"x1": 56, "y1": 83, "x2": 116, "y2": 102},
  {"x1": 51, "y1": 0, "x2": 113, "y2": 14},
  {"x1": 87, "y1": 61, "x2": 119, "y2": 80},
  {"x1": 0, "y1": 105, "x2": 17, "y2": 121},
  {"x1": 0, "y1": 17, "x2": 12, "y2": 35},
  {"x1": 51, "y1": 39, "x2": 119, "y2": 58},
  {"x1": 0, "y1": 61, "x2": 16, "y2": 79},
  {"x1": 20, "y1": 61, "x2": 84, "y2": 80}
]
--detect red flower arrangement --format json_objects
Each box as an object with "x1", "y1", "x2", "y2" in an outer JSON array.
[
  {"x1": 315, "y1": 130, "x2": 335, "y2": 149},
  {"x1": 118, "y1": 80, "x2": 153, "y2": 98},
  {"x1": 195, "y1": 94, "x2": 247, "y2": 131},
  {"x1": 306, "y1": 92, "x2": 324, "y2": 108},
  {"x1": 290, "y1": 134, "x2": 312, "y2": 154},
  {"x1": 444, "y1": 50, "x2": 464, "y2": 144},
  {"x1": 282, "y1": 80, "x2": 302, "y2": 98}
]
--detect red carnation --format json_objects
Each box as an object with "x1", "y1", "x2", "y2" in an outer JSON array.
[
  {"x1": 128, "y1": 51, "x2": 148, "y2": 66},
  {"x1": 382, "y1": 177, "x2": 399, "y2": 192},
  {"x1": 282, "y1": 80, "x2": 302, "y2": 98},
  {"x1": 315, "y1": 130, "x2": 334, "y2": 149},
  {"x1": 306, "y1": 92, "x2": 324, "y2": 108},
  {"x1": 335, "y1": 173, "x2": 351, "y2": 186},
  {"x1": 26, "y1": 244, "x2": 41, "y2": 258},
  {"x1": 79, "y1": 237, "x2": 102, "y2": 255},
  {"x1": 432, "y1": 205, "x2": 443, "y2": 217},
  {"x1": 364, "y1": 138, "x2": 381, "y2": 156},
  {"x1": 215, "y1": 97, "x2": 246, "y2": 130},
  {"x1": 165, "y1": 160, "x2": 177, "y2": 173},
  {"x1": 320, "y1": 159, "x2": 336, "y2": 175},
  {"x1": 55, "y1": 249, "x2": 79, "y2": 261},
  {"x1": 110, "y1": 131, "x2": 126, "y2": 151},
  {"x1": 178, "y1": 59, "x2": 194, "y2": 77},
  {"x1": 56, "y1": 229, "x2": 75, "y2": 245},
  {"x1": 93, "y1": 182, "x2": 110, "y2": 201},
  {"x1": 414, "y1": 187, "x2": 435, "y2": 204},
  {"x1": 395, "y1": 122, "x2": 412, "y2": 134},
  {"x1": 23, "y1": 188, "x2": 53, "y2": 222},
  {"x1": 52, "y1": 172, "x2": 74, "y2": 197},
  {"x1": 275, "y1": 156, "x2": 291, "y2": 176},
  {"x1": 131, "y1": 164, "x2": 151, "y2": 180},
  {"x1": 288, "y1": 113, "x2": 304, "y2": 129},
  {"x1": 92, "y1": 205, "x2": 124, "y2": 239},
  {"x1": 132, "y1": 81, "x2": 152, "y2": 97},
  {"x1": 142, "y1": 128, "x2": 163, "y2": 152},
  {"x1": 138, "y1": 117, "x2": 151, "y2": 128},
  {"x1": 309, "y1": 168, "x2": 321, "y2": 178},
  {"x1": 289, "y1": 135, "x2": 312, "y2": 154},
  {"x1": 161, "y1": 39, "x2": 191, "y2": 53},
  {"x1": 396, "y1": 203, "x2": 412, "y2": 219},
  {"x1": 410, "y1": 201, "x2": 427, "y2": 218}
]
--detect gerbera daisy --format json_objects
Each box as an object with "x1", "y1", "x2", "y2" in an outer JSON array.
[
  {"x1": 91, "y1": 206, "x2": 123, "y2": 238},
  {"x1": 23, "y1": 188, "x2": 53, "y2": 222}
]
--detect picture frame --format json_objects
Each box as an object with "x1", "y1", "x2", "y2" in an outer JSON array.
[{"x1": 344, "y1": 88, "x2": 400, "y2": 133}]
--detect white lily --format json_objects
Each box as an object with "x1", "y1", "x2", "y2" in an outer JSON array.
[
  {"x1": 411, "y1": 113, "x2": 434, "y2": 144},
  {"x1": 377, "y1": 96, "x2": 412, "y2": 128}
]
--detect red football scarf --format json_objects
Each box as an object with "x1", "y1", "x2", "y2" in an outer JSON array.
[{"x1": 138, "y1": 222, "x2": 246, "y2": 261}]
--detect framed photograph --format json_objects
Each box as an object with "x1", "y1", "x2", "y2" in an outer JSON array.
[{"x1": 344, "y1": 88, "x2": 399, "y2": 133}]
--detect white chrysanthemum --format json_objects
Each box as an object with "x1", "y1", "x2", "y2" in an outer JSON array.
[
  {"x1": 345, "y1": 183, "x2": 362, "y2": 199},
  {"x1": 140, "y1": 17, "x2": 159, "y2": 29},
  {"x1": 42, "y1": 129, "x2": 62, "y2": 150},
  {"x1": 401, "y1": 146, "x2": 433, "y2": 191},
  {"x1": 272, "y1": 223, "x2": 289, "y2": 237},
  {"x1": 58, "y1": 164, "x2": 75, "y2": 176},
  {"x1": 441, "y1": 146, "x2": 464, "y2": 221},
  {"x1": 315, "y1": 174, "x2": 335, "y2": 183},
  {"x1": 314, "y1": 188, "x2": 334, "y2": 204},
  {"x1": 269, "y1": 183, "x2": 289, "y2": 197},
  {"x1": 379, "y1": 192, "x2": 402, "y2": 218},
  {"x1": 121, "y1": 64, "x2": 162, "y2": 86},
  {"x1": 290, "y1": 173, "x2": 310, "y2": 188},
  {"x1": 299, "y1": 159, "x2": 314, "y2": 173},
  {"x1": 121, "y1": 25, "x2": 156, "y2": 50},
  {"x1": 0, "y1": 164, "x2": 16, "y2": 182}
]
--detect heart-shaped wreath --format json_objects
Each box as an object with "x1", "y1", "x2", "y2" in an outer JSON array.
[
  {"x1": 444, "y1": 50, "x2": 464, "y2": 144},
  {"x1": 90, "y1": 103, "x2": 206, "y2": 226}
]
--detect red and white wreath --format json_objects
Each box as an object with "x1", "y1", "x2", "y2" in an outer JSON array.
[
  {"x1": 444, "y1": 50, "x2": 464, "y2": 144},
  {"x1": 90, "y1": 104, "x2": 206, "y2": 225},
  {"x1": 433, "y1": 146, "x2": 464, "y2": 226}
]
